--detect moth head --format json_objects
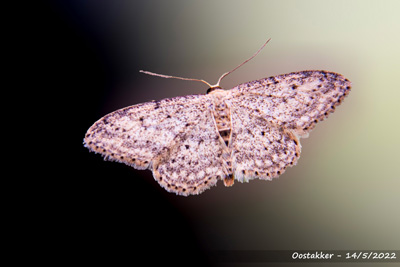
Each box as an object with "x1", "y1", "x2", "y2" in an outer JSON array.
[{"x1": 206, "y1": 86, "x2": 222, "y2": 94}]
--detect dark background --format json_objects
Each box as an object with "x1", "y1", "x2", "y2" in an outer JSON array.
[
  {"x1": 33, "y1": 1, "x2": 211, "y2": 265},
  {"x1": 29, "y1": 1, "x2": 399, "y2": 266}
]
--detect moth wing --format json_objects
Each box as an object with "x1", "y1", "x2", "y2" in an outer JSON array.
[
  {"x1": 229, "y1": 111, "x2": 301, "y2": 182},
  {"x1": 84, "y1": 94, "x2": 227, "y2": 195},
  {"x1": 152, "y1": 112, "x2": 228, "y2": 196},
  {"x1": 229, "y1": 71, "x2": 351, "y2": 137}
]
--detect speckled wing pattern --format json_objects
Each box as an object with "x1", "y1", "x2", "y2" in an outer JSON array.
[
  {"x1": 229, "y1": 111, "x2": 301, "y2": 182},
  {"x1": 84, "y1": 95, "x2": 227, "y2": 196},
  {"x1": 228, "y1": 71, "x2": 351, "y2": 182},
  {"x1": 84, "y1": 70, "x2": 351, "y2": 196}
]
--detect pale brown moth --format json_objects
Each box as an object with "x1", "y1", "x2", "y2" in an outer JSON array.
[{"x1": 84, "y1": 39, "x2": 351, "y2": 196}]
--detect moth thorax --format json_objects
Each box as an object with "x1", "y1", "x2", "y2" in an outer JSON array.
[{"x1": 211, "y1": 94, "x2": 232, "y2": 148}]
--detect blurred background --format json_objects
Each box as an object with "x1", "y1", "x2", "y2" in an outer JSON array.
[{"x1": 43, "y1": 0, "x2": 399, "y2": 265}]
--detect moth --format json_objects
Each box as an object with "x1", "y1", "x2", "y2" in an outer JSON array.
[{"x1": 84, "y1": 39, "x2": 351, "y2": 196}]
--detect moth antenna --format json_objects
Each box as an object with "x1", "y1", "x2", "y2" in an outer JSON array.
[
  {"x1": 140, "y1": 38, "x2": 271, "y2": 89},
  {"x1": 139, "y1": 70, "x2": 213, "y2": 88},
  {"x1": 214, "y1": 38, "x2": 271, "y2": 88}
]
